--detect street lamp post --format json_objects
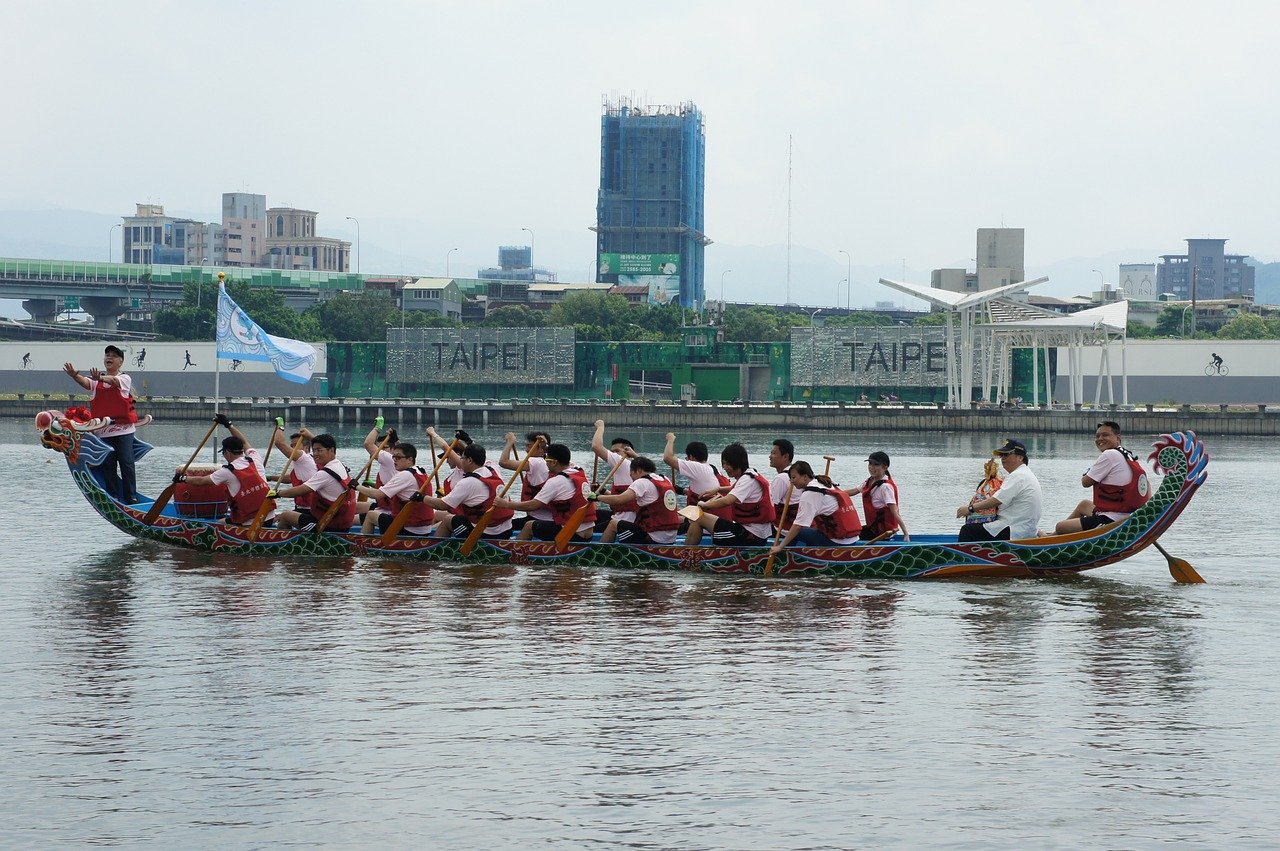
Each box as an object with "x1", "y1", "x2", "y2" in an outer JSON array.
[
  {"x1": 198, "y1": 256, "x2": 208, "y2": 310},
  {"x1": 837, "y1": 278, "x2": 848, "y2": 309},
  {"x1": 1190, "y1": 266, "x2": 1198, "y2": 337},
  {"x1": 446, "y1": 247, "x2": 458, "y2": 278},
  {"x1": 346, "y1": 216, "x2": 361, "y2": 274},
  {"x1": 719, "y1": 269, "x2": 732, "y2": 316},
  {"x1": 839, "y1": 249, "x2": 851, "y2": 309},
  {"x1": 521, "y1": 228, "x2": 534, "y2": 281},
  {"x1": 109, "y1": 223, "x2": 121, "y2": 263},
  {"x1": 809, "y1": 308, "x2": 822, "y2": 400}
]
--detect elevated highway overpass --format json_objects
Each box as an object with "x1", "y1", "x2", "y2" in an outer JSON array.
[{"x1": 0, "y1": 257, "x2": 368, "y2": 329}]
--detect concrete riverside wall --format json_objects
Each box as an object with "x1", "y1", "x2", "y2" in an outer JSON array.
[{"x1": 7, "y1": 395, "x2": 1280, "y2": 437}]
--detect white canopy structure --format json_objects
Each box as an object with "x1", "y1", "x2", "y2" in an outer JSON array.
[
  {"x1": 879, "y1": 277, "x2": 1131, "y2": 408},
  {"x1": 979, "y1": 299, "x2": 1131, "y2": 408},
  {"x1": 879, "y1": 276, "x2": 1048, "y2": 407}
]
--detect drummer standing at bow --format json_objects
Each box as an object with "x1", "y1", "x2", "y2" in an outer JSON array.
[{"x1": 62, "y1": 345, "x2": 138, "y2": 503}]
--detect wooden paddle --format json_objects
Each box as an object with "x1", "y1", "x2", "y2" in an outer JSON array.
[
  {"x1": 555, "y1": 454, "x2": 628, "y2": 552},
  {"x1": 248, "y1": 430, "x2": 304, "y2": 542},
  {"x1": 822, "y1": 455, "x2": 835, "y2": 477},
  {"x1": 379, "y1": 438, "x2": 459, "y2": 545},
  {"x1": 460, "y1": 450, "x2": 537, "y2": 555},
  {"x1": 764, "y1": 482, "x2": 795, "y2": 577},
  {"x1": 866, "y1": 529, "x2": 895, "y2": 544},
  {"x1": 428, "y1": 432, "x2": 445, "y2": 495},
  {"x1": 143, "y1": 420, "x2": 218, "y2": 524},
  {"x1": 591, "y1": 454, "x2": 600, "y2": 491},
  {"x1": 316, "y1": 433, "x2": 392, "y2": 534},
  {"x1": 1153, "y1": 539, "x2": 1205, "y2": 584}
]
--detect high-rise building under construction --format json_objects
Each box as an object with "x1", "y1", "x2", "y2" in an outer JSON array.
[{"x1": 594, "y1": 98, "x2": 708, "y2": 308}]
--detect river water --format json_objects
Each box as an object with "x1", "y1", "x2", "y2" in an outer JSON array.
[{"x1": 3, "y1": 418, "x2": 1277, "y2": 847}]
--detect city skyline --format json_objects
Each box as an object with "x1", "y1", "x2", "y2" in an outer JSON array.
[{"x1": 2, "y1": 1, "x2": 1279, "y2": 308}]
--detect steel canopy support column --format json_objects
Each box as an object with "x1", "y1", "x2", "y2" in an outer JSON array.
[
  {"x1": 945, "y1": 308, "x2": 957, "y2": 408},
  {"x1": 1122, "y1": 333, "x2": 1130, "y2": 406},
  {"x1": 1032, "y1": 334, "x2": 1040, "y2": 408}
]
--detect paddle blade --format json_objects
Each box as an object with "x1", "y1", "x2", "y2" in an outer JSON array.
[
  {"x1": 1169, "y1": 557, "x2": 1206, "y2": 584},
  {"x1": 460, "y1": 509, "x2": 494, "y2": 556},
  {"x1": 764, "y1": 551, "x2": 778, "y2": 577},
  {"x1": 554, "y1": 504, "x2": 591, "y2": 552},
  {"x1": 142, "y1": 483, "x2": 176, "y2": 525}
]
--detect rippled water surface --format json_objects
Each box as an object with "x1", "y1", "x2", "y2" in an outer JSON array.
[{"x1": 3, "y1": 420, "x2": 1278, "y2": 847}]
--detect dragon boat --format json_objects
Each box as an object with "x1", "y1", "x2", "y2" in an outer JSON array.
[{"x1": 36, "y1": 410, "x2": 1208, "y2": 581}]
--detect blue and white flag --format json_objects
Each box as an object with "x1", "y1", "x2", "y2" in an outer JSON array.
[{"x1": 216, "y1": 284, "x2": 318, "y2": 384}]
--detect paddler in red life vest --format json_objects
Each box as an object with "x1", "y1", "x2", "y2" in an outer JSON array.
[
  {"x1": 177, "y1": 415, "x2": 272, "y2": 526},
  {"x1": 847, "y1": 450, "x2": 910, "y2": 541},
  {"x1": 426, "y1": 427, "x2": 478, "y2": 496},
  {"x1": 351, "y1": 442, "x2": 435, "y2": 537},
  {"x1": 592, "y1": 456, "x2": 681, "y2": 545},
  {"x1": 271, "y1": 427, "x2": 316, "y2": 511},
  {"x1": 590, "y1": 419, "x2": 636, "y2": 530},
  {"x1": 421, "y1": 443, "x2": 514, "y2": 541},
  {"x1": 767, "y1": 438, "x2": 801, "y2": 532},
  {"x1": 770, "y1": 460, "x2": 863, "y2": 553},
  {"x1": 271, "y1": 433, "x2": 355, "y2": 532},
  {"x1": 62, "y1": 344, "x2": 139, "y2": 503},
  {"x1": 683, "y1": 442, "x2": 776, "y2": 546},
  {"x1": 494, "y1": 442, "x2": 595, "y2": 543},
  {"x1": 662, "y1": 433, "x2": 732, "y2": 518},
  {"x1": 355, "y1": 416, "x2": 398, "y2": 525},
  {"x1": 1053, "y1": 420, "x2": 1150, "y2": 534},
  {"x1": 499, "y1": 430, "x2": 552, "y2": 535}
]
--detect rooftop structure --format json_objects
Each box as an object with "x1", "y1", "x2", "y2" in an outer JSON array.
[{"x1": 1157, "y1": 238, "x2": 1254, "y2": 301}]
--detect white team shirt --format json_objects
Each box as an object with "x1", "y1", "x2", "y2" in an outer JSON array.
[
  {"x1": 375, "y1": 449, "x2": 396, "y2": 486},
  {"x1": 677, "y1": 458, "x2": 723, "y2": 502},
  {"x1": 210, "y1": 448, "x2": 266, "y2": 497},
  {"x1": 302, "y1": 459, "x2": 351, "y2": 507},
  {"x1": 603, "y1": 449, "x2": 632, "y2": 490},
  {"x1": 522, "y1": 456, "x2": 552, "y2": 520},
  {"x1": 769, "y1": 466, "x2": 800, "y2": 510}
]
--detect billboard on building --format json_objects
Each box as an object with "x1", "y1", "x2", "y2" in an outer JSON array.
[
  {"x1": 599, "y1": 253, "x2": 681, "y2": 305},
  {"x1": 386, "y1": 328, "x2": 575, "y2": 386},
  {"x1": 790, "y1": 326, "x2": 981, "y2": 388},
  {"x1": 1119, "y1": 264, "x2": 1158, "y2": 301}
]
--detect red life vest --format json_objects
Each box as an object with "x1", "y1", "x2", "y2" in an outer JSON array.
[
  {"x1": 289, "y1": 466, "x2": 314, "y2": 510},
  {"x1": 90, "y1": 381, "x2": 137, "y2": 424},
  {"x1": 729, "y1": 470, "x2": 777, "y2": 525},
  {"x1": 809, "y1": 484, "x2": 864, "y2": 539},
  {"x1": 548, "y1": 467, "x2": 597, "y2": 527},
  {"x1": 451, "y1": 467, "x2": 515, "y2": 524},
  {"x1": 374, "y1": 467, "x2": 392, "y2": 511},
  {"x1": 520, "y1": 461, "x2": 546, "y2": 502},
  {"x1": 1092, "y1": 449, "x2": 1150, "y2": 514},
  {"x1": 636, "y1": 475, "x2": 681, "y2": 533},
  {"x1": 221, "y1": 460, "x2": 270, "y2": 525},
  {"x1": 860, "y1": 476, "x2": 899, "y2": 536},
  {"x1": 388, "y1": 468, "x2": 435, "y2": 528},
  {"x1": 685, "y1": 465, "x2": 734, "y2": 519},
  {"x1": 312, "y1": 466, "x2": 357, "y2": 531}
]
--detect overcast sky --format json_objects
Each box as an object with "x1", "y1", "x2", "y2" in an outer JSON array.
[{"x1": 3, "y1": 1, "x2": 1278, "y2": 305}]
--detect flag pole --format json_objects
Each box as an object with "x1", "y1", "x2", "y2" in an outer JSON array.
[{"x1": 212, "y1": 272, "x2": 224, "y2": 461}]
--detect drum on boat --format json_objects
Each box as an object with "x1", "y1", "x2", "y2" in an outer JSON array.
[{"x1": 174, "y1": 463, "x2": 227, "y2": 519}]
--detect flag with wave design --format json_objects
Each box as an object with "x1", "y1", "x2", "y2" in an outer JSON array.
[{"x1": 216, "y1": 284, "x2": 318, "y2": 384}]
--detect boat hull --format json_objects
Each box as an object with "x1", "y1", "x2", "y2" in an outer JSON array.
[{"x1": 45, "y1": 419, "x2": 1208, "y2": 580}]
